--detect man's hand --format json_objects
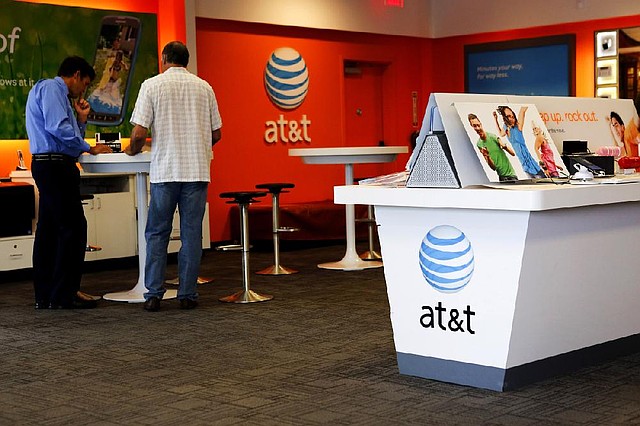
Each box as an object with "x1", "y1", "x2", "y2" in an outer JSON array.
[
  {"x1": 89, "y1": 144, "x2": 113, "y2": 155},
  {"x1": 124, "y1": 144, "x2": 141, "y2": 156},
  {"x1": 126, "y1": 124, "x2": 149, "y2": 156},
  {"x1": 74, "y1": 98, "x2": 91, "y2": 123}
]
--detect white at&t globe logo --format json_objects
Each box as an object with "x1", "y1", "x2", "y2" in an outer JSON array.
[
  {"x1": 264, "y1": 47, "x2": 309, "y2": 109},
  {"x1": 419, "y1": 225, "x2": 474, "y2": 293}
]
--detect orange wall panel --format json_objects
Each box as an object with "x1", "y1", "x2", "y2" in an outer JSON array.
[{"x1": 196, "y1": 19, "x2": 423, "y2": 241}]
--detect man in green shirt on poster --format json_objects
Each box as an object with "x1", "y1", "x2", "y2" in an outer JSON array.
[{"x1": 468, "y1": 113, "x2": 518, "y2": 182}]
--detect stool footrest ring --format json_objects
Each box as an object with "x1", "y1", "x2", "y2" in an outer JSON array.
[{"x1": 276, "y1": 227, "x2": 299, "y2": 233}]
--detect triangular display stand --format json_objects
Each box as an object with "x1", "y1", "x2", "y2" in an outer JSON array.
[{"x1": 407, "y1": 132, "x2": 460, "y2": 188}]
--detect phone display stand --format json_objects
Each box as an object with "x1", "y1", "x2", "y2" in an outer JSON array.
[
  {"x1": 96, "y1": 132, "x2": 122, "y2": 153},
  {"x1": 16, "y1": 150, "x2": 27, "y2": 170},
  {"x1": 406, "y1": 132, "x2": 461, "y2": 188}
]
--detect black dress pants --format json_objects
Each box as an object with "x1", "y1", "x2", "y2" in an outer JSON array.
[{"x1": 31, "y1": 158, "x2": 87, "y2": 305}]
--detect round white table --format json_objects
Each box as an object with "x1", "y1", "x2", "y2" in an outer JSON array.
[
  {"x1": 78, "y1": 152, "x2": 177, "y2": 302},
  {"x1": 288, "y1": 146, "x2": 408, "y2": 270}
]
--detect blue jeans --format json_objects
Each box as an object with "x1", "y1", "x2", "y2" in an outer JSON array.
[{"x1": 144, "y1": 182, "x2": 208, "y2": 301}]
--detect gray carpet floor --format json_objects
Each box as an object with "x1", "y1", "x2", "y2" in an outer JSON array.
[{"x1": 0, "y1": 242, "x2": 639, "y2": 425}]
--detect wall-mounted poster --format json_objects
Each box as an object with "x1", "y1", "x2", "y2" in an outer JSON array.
[
  {"x1": 0, "y1": 0, "x2": 158, "y2": 139},
  {"x1": 465, "y1": 35, "x2": 575, "y2": 97},
  {"x1": 453, "y1": 102, "x2": 564, "y2": 182}
]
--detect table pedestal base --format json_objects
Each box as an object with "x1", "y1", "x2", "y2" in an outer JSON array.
[
  {"x1": 318, "y1": 254, "x2": 382, "y2": 271},
  {"x1": 103, "y1": 281, "x2": 177, "y2": 303}
]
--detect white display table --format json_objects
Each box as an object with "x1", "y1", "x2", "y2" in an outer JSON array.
[
  {"x1": 289, "y1": 146, "x2": 407, "y2": 270},
  {"x1": 78, "y1": 153, "x2": 177, "y2": 303},
  {"x1": 334, "y1": 182, "x2": 640, "y2": 390}
]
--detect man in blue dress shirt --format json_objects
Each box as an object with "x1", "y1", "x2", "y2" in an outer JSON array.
[{"x1": 25, "y1": 56, "x2": 112, "y2": 310}]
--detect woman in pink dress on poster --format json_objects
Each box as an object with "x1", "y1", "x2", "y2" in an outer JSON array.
[{"x1": 532, "y1": 122, "x2": 563, "y2": 178}]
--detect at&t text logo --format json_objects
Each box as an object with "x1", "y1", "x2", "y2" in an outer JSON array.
[
  {"x1": 418, "y1": 225, "x2": 476, "y2": 334},
  {"x1": 263, "y1": 47, "x2": 311, "y2": 144}
]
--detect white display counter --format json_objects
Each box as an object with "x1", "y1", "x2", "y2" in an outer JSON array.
[
  {"x1": 79, "y1": 152, "x2": 177, "y2": 303},
  {"x1": 334, "y1": 182, "x2": 640, "y2": 390}
]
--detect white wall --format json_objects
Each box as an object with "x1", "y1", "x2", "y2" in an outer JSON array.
[
  {"x1": 193, "y1": 0, "x2": 640, "y2": 39},
  {"x1": 430, "y1": 0, "x2": 640, "y2": 38},
  {"x1": 194, "y1": 0, "x2": 431, "y2": 37}
]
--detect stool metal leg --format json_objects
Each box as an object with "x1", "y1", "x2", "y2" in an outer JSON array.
[
  {"x1": 359, "y1": 205, "x2": 382, "y2": 261},
  {"x1": 220, "y1": 202, "x2": 273, "y2": 303},
  {"x1": 257, "y1": 192, "x2": 298, "y2": 275}
]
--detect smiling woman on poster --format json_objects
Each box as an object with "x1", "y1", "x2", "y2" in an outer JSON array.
[
  {"x1": 494, "y1": 105, "x2": 546, "y2": 179},
  {"x1": 606, "y1": 111, "x2": 640, "y2": 158}
]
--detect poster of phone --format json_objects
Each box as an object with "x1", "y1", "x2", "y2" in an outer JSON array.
[
  {"x1": 454, "y1": 102, "x2": 564, "y2": 182},
  {"x1": 0, "y1": 3, "x2": 157, "y2": 138},
  {"x1": 86, "y1": 16, "x2": 141, "y2": 126}
]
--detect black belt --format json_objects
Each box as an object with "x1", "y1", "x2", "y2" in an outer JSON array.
[{"x1": 32, "y1": 153, "x2": 77, "y2": 162}]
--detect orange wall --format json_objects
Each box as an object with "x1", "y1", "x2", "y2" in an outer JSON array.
[
  {"x1": 196, "y1": 19, "x2": 424, "y2": 240},
  {"x1": 428, "y1": 15, "x2": 640, "y2": 97}
]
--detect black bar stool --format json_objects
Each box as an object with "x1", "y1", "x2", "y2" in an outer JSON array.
[
  {"x1": 79, "y1": 194, "x2": 102, "y2": 301},
  {"x1": 357, "y1": 205, "x2": 382, "y2": 260},
  {"x1": 219, "y1": 191, "x2": 273, "y2": 303},
  {"x1": 255, "y1": 183, "x2": 299, "y2": 275},
  {"x1": 81, "y1": 194, "x2": 102, "y2": 253}
]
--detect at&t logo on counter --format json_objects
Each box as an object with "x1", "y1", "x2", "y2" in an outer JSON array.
[
  {"x1": 418, "y1": 225, "x2": 476, "y2": 334},
  {"x1": 263, "y1": 47, "x2": 311, "y2": 144}
]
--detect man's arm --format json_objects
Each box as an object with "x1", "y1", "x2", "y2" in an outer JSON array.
[
  {"x1": 212, "y1": 128, "x2": 222, "y2": 147},
  {"x1": 125, "y1": 124, "x2": 148, "y2": 155},
  {"x1": 498, "y1": 137, "x2": 515, "y2": 156}
]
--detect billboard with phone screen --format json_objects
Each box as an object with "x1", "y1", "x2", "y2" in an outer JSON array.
[
  {"x1": 86, "y1": 16, "x2": 141, "y2": 126},
  {"x1": 0, "y1": 1, "x2": 157, "y2": 138}
]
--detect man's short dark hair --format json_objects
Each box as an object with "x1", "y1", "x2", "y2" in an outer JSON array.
[
  {"x1": 162, "y1": 41, "x2": 189, "y2": 67},
  {"x1": 57, "y1": 56, "x2": 96, "y2": 81}
]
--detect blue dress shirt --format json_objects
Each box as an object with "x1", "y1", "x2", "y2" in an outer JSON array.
[{"x1": 25, "y1": 76, "x2": 91, "y2": 157}]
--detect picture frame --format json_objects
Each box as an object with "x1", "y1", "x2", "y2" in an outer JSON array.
[{"x1": 595, "y1": 30, "x2": 618, "y2": 58}]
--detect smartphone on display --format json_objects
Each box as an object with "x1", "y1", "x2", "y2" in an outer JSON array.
[{"x1": 86, "y1": 16, "x2": 141, "y2": 126}]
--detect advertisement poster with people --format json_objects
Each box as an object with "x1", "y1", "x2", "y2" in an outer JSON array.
[{"x1": 454, "y1": 102, "x2": 564, "y2": 182}]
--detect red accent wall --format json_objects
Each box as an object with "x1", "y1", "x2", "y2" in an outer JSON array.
[
  {"x1": 196, "y1": 19, "x2": 426, "y2": 241},
  {"x1": 429, "y1": 15, "x2": 640, "y2": 97}
]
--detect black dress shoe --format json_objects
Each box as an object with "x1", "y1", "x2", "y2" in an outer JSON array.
[
  {"x1": 49, "y1": 297, "x2": 98, "y2": 309},
  {"x1": 179, "y1": 299, "x2": 198, "y2": 310},
  {"x1": 34, "y1": 300, "x2": 49, "y2": 310},
  {"x1": 143, "y1": 297, "x2": 161, "y2": 312}
]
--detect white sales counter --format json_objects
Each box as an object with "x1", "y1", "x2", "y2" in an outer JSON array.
[{"x1": 334, "y1": 182, "x2": 640, "y2": 391}]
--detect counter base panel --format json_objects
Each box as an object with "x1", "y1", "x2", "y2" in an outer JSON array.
[{"x1": 398, "y1": 333, "x2": 640, "y2": 391}]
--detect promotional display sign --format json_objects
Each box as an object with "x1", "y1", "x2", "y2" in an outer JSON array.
[
  {"x1": 0, "y1": 0, "x2": 158, "y2": 139},
  {"x1": 454, "y1": 102, "x2": 564, "y2": 182},
  {"x1": 408, "y1": 93, "x2": 638, "y2": 187}
]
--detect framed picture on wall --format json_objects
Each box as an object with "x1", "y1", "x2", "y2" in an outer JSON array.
[
  {"x1": 464, "y1": 35, "x2": 576, "y2": 97},
  {"x1": 596, "y1": 59, "x2": 618, "y2": 86},
  {"x1": 596, "y1": 31, "x2": 618, "y2": 58}
]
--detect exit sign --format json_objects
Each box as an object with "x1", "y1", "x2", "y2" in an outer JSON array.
[{"x1": 384, "y1": 0, "x2": 404, "y2": 7}]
